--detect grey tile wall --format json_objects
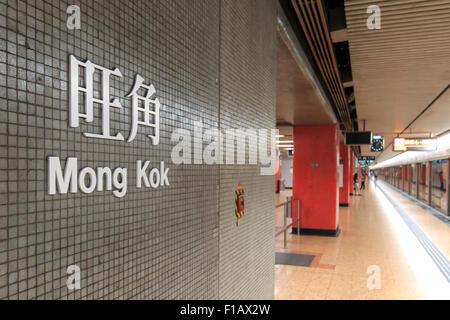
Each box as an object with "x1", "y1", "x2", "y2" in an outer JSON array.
[
  {"x1": 0, "y1": 0, "x2": 276, "y2": 299},
  {"x1": 218, "y1": 0, "x2": 277, "y2": 299}
]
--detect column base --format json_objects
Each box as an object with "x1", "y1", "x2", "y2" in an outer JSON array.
[{"x1": 292, "y1": 226, "x2": 341, "y2": 237}]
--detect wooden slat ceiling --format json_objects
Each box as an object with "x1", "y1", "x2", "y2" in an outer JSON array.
[
  {"x1": 291, "y1": 0, "x2": 353, "y2": 131},
  {"x1": 345, "y1": 0, "x2": 450, "y2": 163}
]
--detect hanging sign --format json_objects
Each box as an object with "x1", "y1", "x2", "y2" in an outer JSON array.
[{"x1": 393, "y1": 137, "x2": 437, "y2": 152}]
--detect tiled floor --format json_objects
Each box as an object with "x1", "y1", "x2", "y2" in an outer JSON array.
[
  {"x1": 274, "y1": 181, "x2": 450, "y2": 300},
  {"x1": 380, "y1": 181, "x2": 450, "y2": 259}
]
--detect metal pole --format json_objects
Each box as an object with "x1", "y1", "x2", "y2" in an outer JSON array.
[{"x1": 297, "y1": 199, "x2": 300, "y2": 235}]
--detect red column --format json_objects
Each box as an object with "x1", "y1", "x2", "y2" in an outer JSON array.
[
  {"x1": 401, "y1": 166, "x2": 405, "y2": 191},
  {"x1": 349, "y1": 151, "x2": 354, "y2": 196},
  {"x1": 446, "y1": 158, "x2": 450, "y2": 216},
  {"x1": 416, "y1": 163, "x2": 420, "y2": 198},
  {"x1": 292, "y1": 124, "x2": 340, "y2": 236},
  {"x1": 339, "y1": 141, "x2": 350, "y2": 206},
  {"x1": 421, "y1": 164, "x2": 426, "y2": 184}
]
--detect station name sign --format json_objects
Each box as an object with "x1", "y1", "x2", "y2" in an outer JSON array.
[
  {"x1": 393, "y1": 137, "x2": 437, "y2": 152},
  {"x1": 47, "y1": 55, "x2": 169, "y2": 198}
]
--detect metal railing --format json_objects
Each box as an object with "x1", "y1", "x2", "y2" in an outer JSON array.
[{"x1": 275, "y1": 198, "x2": 300, "y2": 248}]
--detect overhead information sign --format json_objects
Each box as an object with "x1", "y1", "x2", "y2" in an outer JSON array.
[
  {"x1": 393, "y1": 137, "x2": 437, "y2": 152},
  {"x1": 358, "y1": 156, "x2": 376, "y2": 161}
]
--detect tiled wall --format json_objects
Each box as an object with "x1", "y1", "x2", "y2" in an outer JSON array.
[
  {"x1": 219, "y1": 0, "x2": 276, "y2": 299},
  {"x1": 0, "y1": 0, "x2": 276, "y2": 299}
]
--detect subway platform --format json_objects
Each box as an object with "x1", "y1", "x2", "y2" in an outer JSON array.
[
  {"x1": 275, "y1": 179, "x2": 450, "y2": 300},
  {"x1": 1, "y1": 0, "x2": 449, "y2": 308}
]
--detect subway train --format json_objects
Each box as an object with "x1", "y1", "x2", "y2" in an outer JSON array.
[{"x1": 373, "y1": 134, "x2": 450, "y2": 215}]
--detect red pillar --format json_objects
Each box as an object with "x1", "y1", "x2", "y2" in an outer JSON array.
[
  {"x1": 446, "y1": 158, "x2": 450, "y2": 216},
  {"x1": 349, "y1": 151, "x2": 354, "y2": 196},
  {"x1": 401, "y1": 166, "x2": 405, "y2": 191},
  {"x1": 421, "y1": 164, "x2": 426, "y2": 185},
  {"x1": 292, "y1": 124, "x2": 340, "y2": 236},
  {"x1": 339, "y1": 141, "x2": 350, "y2": 206}
]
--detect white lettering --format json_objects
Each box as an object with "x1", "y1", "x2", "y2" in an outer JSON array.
[
  {"x1": 171, "y1": 128, "x2": 192, "y2": 164},
  {"x1": 113, "y1": 168, "x2": 127, "y2": 198},
  {"x1": 48, "y1": 157, "x2": 78, "y2": 194},
  {"x1": 366, "y1": 265, "x2": 381, "y2": 289},
  {"x1": 160, "y1": 161, "x2": 170, "y2": 186},
  {"x1": 366, "y1": 5, "x2": 381, "y2": 30},
  {"x1": 67, "y1": 265, "x2": 81, "y2": 290},
  {"x1": 137, "y1": 160, "x2": 150, "y2": 188},
  {"x1": 193, "y1": 121, "x2": 203, "y2": 165},
  {"x1": 149, "y1": 168, "x2": 160, "y2": 188},
  {"x1": 66, "y1": 5, "x2": 81, "y2": 30},
  {"x1": 48, "y1": 157, "x2": 127, "y2": 197},
  {"x1": 203, "y1": 128, "x2": 223, "y2": 165},
  {"x1": 136, "y1": 160, "x2": 170, "y2": 189},
  {"x1": 97, "y1": 167, "x2": 112, "y2": 191},
  {"x1": 78, "y1": 167, "x2": 97, "y2": 193},
  {"x1": 259, "y1": 129, "x2": 277, "y2": 175}
]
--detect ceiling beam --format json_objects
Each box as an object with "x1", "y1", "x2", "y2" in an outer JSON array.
[{"x1": 330, "y1": 28, "x2": 348, "y2": 43}]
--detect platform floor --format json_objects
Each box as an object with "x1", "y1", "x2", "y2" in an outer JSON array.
[{"x1": 274, "y1": 180, "x2": 450, "y2": 300}]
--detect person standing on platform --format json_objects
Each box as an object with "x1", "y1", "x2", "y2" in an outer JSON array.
[
  {"x1": 439, "y1": 171, "x2": 444, "y2": 191},
  {"x1": 361, "y1": 172, "x2": 367, "y2": 190},
  {"x1": 353, "y1": 173, "x2": 359, "y2": 194}
]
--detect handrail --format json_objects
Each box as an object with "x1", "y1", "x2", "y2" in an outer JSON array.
[
  {"x1": 275, "y1": 222, "x2": 293, "y2": 237},
  {"x1": 275, "y1": 198, "x2": 301, "y2": 248},
  {"x1": 275, "y1": 199, "x2": 293, "y2": 208}
]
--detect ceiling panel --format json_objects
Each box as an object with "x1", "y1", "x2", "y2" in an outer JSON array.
[
  {"x1": 345, "y1": 0, "x2": 450, "y2": 163},
  {"x1": 276, "y1": 34, "x2": 337, "y2": 126}
]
